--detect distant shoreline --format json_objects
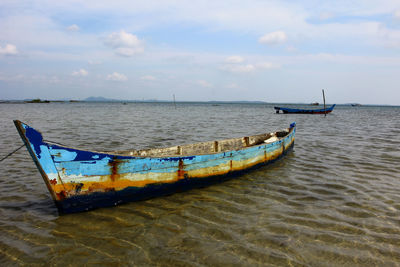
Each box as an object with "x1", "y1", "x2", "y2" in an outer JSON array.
[
  {"x1": 0, "y1": 98, "x2": 399, "y2": 107},
  {"x1": 0, "y1": 98, "x2": 269, "y2": 104}
]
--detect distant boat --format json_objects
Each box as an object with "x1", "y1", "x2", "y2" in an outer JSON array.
[
  {"x1": 14, "y1": 120, "x2": 296, "y2": 214},
  {"x1": 351, "y1": 103, "x2": 362, "y2": 107},
  {"x1": 310, "y1": 102, "x2": 319, "y2": 106},
  {"x1": 274, "y1": 104, "x2": 336, "y2": 114}
]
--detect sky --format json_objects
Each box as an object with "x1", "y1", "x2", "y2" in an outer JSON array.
[{"x1": 1, "y1": 0, "x2": 400, "y2": 105}]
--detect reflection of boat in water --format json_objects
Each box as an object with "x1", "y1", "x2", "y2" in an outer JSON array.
[
  {"x1": 14, "y1": 120, "x2": 296, "y2": 214},
  {"x1": 274, "y1": 104, "x2": 336, "y2": 114}
]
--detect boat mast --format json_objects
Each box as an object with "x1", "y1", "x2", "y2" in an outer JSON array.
[{"x1": 322, "y1": 89, "x2": 326, "y2": 116}]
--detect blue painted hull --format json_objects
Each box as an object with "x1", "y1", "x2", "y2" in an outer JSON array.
[
  {"x1": 57, "y1": 142, "x2": 294, "y2": 213},
  {"x1": 14, "y1": 120, "x2": 296, "y2": 214},
  {"x1": 274, "y1": 104, "x2": 336, "y2": 114}
]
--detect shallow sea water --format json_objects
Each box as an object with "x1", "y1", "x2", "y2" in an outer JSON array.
[{"x1": 0, "y1": 102, "x2": 399, "y2": 266}]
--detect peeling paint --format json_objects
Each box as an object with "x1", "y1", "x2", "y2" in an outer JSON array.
[{"x1": 14, "y1": 120, "x2": 296, "y2": 214}]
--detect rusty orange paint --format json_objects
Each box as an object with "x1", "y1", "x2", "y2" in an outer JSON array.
[
  {"x1": 108, "y1": 158, "x2": 122, "y2": 182},
  {"x1": 177, "y1": 159, "x2": 186, "y2": 179}
]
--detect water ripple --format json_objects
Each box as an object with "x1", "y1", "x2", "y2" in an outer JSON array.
[{"x1": 0, "y1": 103, "x2": 399, "y2": 265}]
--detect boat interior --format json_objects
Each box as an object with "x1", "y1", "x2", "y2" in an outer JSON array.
[{"x1": 114, "y1": 127, "x2": 292, "y2": 157}]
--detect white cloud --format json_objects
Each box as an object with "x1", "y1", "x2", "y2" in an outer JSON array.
[
  {"x1": 67, "y1": 24, "x2": 79, "y2": 32},
  {"x1": 0, "y1": 44, "x2": 18, "y2": 55},
  {"x1": 394, "y1": 10, "x2": 400, "y2": 20},
  {"x1": 226, "y1": 83, "x2": 239, "y2": 89},
  {"x1": 115, "y1": 47, "x2": 144, "y2": 57},
  {"x1": 0, "y1": 15, "x2": 96, "y2": 49},
  {"x1": 0, "y1": 73, "x2": 24, "y2": 81},
  {"x1": 319, "y1": 12, "x2": 334, "y2": 20},
  {"x1": 259, "y1": 31, "x2": 287, "y2": 45},
  {"x1": 141, "y1": 75, "x2": 156, "y2": 81},
  {"x1": 71, "y1": 69, "x2": 88, "y2": 76},
  {"x1": 286, "y1": 45, "x2": 298, "y2": 52},
  {"x1": 197, "y1": 80, "x2": 212, "y2": 87},
  {"x1": 221, "y1": 64, "x2": 256, "y2": 73},
  {"x1": 376, "y1": 25, "x2": 400, "y2": 48},
  {"x1": 225, "y1": 55, "x2": 244, "y2": 63},
  {"x1": 48, "y1": 75, "x2": 60, "y2": 84},
  {"x1": 220, "y1": 60, "x2": 279, "y2": 73},
  {"x1": 104, "y1": 30, "x2": 144, "y2": 57},
  {"x1": 256, "y1": 62, "x2": 279, "y2": 69},
  {"x1": 222, "y1": 54, "x2": 278, "y2": 73},
  {"x1": 107, "y1": 72, "x2": 127, "y2": 81},
  {"x1": 88, "y1": 60, "x2": 102, "y2": 65},
  {"x1": 0, "y1": 73, "x2": 62, "y2": 84}
]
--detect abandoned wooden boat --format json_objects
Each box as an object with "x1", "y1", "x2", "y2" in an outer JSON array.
[
  {"x1": 14, "y1": 120, "x2": 296, "y2": 214},
  {"x1": 274, "y1": 104, "x2": 336, "y2": 114}
]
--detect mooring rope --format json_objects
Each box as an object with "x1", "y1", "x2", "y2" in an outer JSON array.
[
  {"x1": 0, "y1": 144, "x2": 25, "y2": 162},
  {"x1": 0, "y1": 138, "x2": 69, "y2": 163},
  {"x1": 43, "y1": 139, "x2": 68, "y2": 147}
]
